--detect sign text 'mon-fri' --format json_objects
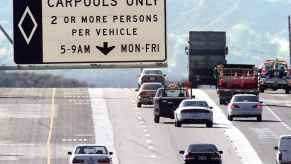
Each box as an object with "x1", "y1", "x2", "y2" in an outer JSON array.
[{"x1": 13, "y1": 0, "x2": 167, "y2": 64}]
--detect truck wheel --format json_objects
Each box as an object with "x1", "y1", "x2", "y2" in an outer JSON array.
[
  {"x1": 219, "y1": 99, "x2": 225, "y2": 105},
  {"x1": 137, "y1": 102, "x2": 142, "y2": 108},
  {"x1": 228, "y1": 115, "x2": 233, "y2": 121},
  {"x1": 154, "y1": 115, "x2": 160, "y2": 123},
  {"x1": 175, "y1": 121, "x2": 181, "y2": 127},
  {"x1": 206, "y1": 121, "x2": 213, "y2": 128},
  {"x1": 257, "y1": 116, "x2": 262, "y2": 122}
]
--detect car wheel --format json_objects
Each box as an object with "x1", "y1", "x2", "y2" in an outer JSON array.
[
  {"x1": 175, "y1": 120, "x2": 181, "y2": 127},
  {"x1": 259, "y1": 87, "x2": 264, "y2": 93},
  {"x1": 206, "y1": 121, "x2": 213, "y2": 128},
  {"x1": 286, "y1": 89, "x2": 290, "y2": 94},
  {"x1": 257, "y1": 115, "x2": 262, "y2": 122},
  {"x1": 137, "y1": 102, "x2": 142, "y2": 108},
  {"x1": 154, "y1": 115, "x2": 160, "y2": 123},
  {"x1": 228, "y1": 115, "x2": 233, "y2": 121}
]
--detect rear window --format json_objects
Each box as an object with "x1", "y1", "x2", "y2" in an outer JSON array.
[
  {"x1": 142, "y1": 84, "x2": 162, "y2": 90},
  {"x1": 163, "y1": 90, "x2": 187, "y2": 97},
  {"x1": 188, "y1": 144, "x2": 217, "y2": 152},
  {"x1": 233, "y1": 96, "x2": 258, "y2": 102},
  {"x1": 144, "y1": 70, "x2": 162, "y2": 75},
  {"x1": 75, "y1": 146, "x2": 107, "y2": 155},
  {"x1": 280, "y1": 138, "x2": 291, "y2": 150},
  {"x1": 182, "y1": 101, "x2": 209, "y2": 107}
]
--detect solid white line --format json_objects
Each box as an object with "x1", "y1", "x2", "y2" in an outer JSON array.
[
  {"x1": 265, "y1": 106, "x2": 291, "y2": 131},
  {"x1": 89, "y1": 89, "x2": 119, "y2": 164},
  {"x1": 193, "y1": 89, "x2": 263, "y2": 164}
]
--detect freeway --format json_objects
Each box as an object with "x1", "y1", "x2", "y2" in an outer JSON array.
[
  {"x1": 204, "y1": 88, "x2": 291, "y2": 164},
  {"x1": 0, "y1": 88, "x2": 290, "y2": 164}
]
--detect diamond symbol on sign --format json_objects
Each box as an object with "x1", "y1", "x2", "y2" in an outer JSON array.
[{"x1": 18, "y1": 7, "x2": 38, "y2": 45}]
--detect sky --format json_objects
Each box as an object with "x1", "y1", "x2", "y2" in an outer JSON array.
[{"x1": 1, "y1": 0, "x2": 291, "y2": 83}]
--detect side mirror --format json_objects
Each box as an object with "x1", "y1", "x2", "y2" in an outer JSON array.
[
  {"x1": 163, "y1": 74, "x2": 166, "y2": 77},
  {"x1": 179, "y1": 150, "x2": 185, "y2": 154},
  {"x1": 209, "y1": 107, "x2": 213, "y2": 109},
  {"x1": 135, "y1": 88, "x2": 139, "y2": 92},
  {"x1": 67, "y1": 152, "x2": 72, "y2": 155},
  {"x1": 274, "y1": 146, "x2": 279, "y2": 150},
  {"x1": 219, "y1": 151, "x2": 223, "y2": 154},
  {"x1": 259, "y1": 101, "x2": 263, "y2": 104},
  {"x1": 109, "y1": 152, "x2": 113, "y2": 155}
]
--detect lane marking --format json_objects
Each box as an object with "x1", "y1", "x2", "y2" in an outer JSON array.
[
  {"x1": 194, "y1": 89, "x2": 263, "y2": 164},
  {"x1": 265, "y1": 106, "x2": 291, "y2": 131},
  {"x1": 47, "y1": 88, "x2": 56, "y2": 164},
  {"x1": 89, "y1": 89, "x2": 119, "y2": 164}
]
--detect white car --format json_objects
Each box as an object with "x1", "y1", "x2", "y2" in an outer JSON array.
[
  {"x1": 174, "y1": 99, "x2": 213, "y2": 127},
  {"x1": 274, "y1": 135, "x2": 291, "y2": 164},
  {"x1": 227, "y1": 94, "x2": 263, "y2": 121},
  {"x1": 68, "y1": 144, "x2": 113, "y2": 164},
  {"x1": 137, "y1": 69, "x2": 165, "y2": 88}
]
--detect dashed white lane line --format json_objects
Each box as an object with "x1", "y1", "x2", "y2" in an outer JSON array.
[
  {"x1": 194, "y1": 89, "x2": 263, "y2": 164},
  {"x1": 89, "y1": 89, "x2": 119, "y2": 164},
  {"x1": 265, "y1": 106, "x2": 291, "y2": 131}
]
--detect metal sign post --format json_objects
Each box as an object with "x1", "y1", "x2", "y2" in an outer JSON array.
[{"x1": 13, "y1": 0, "x2": 167, "y2": 67}]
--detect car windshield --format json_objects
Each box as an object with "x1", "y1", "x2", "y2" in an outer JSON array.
[
  {"x1": 182, "y1": 101, "x2": 209, "y2": 107},
  {"x1": 142, "y1": 84, "x2": 162, "y2": 90},
  {"x1": 75, "y1": 146, "x2": 107, "y2": 155},
  {"x1": 144, "y1": 70, "x2": 162, "y2": 75},
  {"x1": 164, "y1": 90, "x2": 187, "y2": 97},
  {"x1": 188, "y1": 144, "x2": 218, "y2": 152},
  {"x1": 234, "y1": 96, "x2": 258, "y2": 102}
]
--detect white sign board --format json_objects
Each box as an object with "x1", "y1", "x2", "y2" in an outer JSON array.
[{"x1": 13, "y1": 0, "x2": 167, "y2": 65}]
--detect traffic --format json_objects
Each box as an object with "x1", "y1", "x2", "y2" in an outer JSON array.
[{"x1": 130, "y1": 68, "x2": 291, "y2": 164}]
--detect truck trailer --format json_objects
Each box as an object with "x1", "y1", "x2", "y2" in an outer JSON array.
[{"x1": 187, "y1": 31, "x2": 227, "y2": 88}]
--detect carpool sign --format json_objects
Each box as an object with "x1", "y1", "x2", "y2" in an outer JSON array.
[{"x1": 13, "y1": 0, "x2": 167, "y2": 65}]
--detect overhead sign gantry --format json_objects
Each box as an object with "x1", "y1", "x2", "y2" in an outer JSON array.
[{"x1": 13, "y1": 0, "x2": 167, "y2": 67}]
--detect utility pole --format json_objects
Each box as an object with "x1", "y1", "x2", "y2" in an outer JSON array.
[
  {"x1": 289, "y1": 16, "x2": 291, "y2": 67},
  {"x1": 0, "y1": 24, "x2": 13, "y2": 45}
]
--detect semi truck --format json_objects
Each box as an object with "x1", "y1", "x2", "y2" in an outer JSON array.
[
  {"x1": 187, "y1": 31, "x2": 227, "y2": 88},
  {"x1": 215, "y1": 64, "x2": 259, "y2": 105}
]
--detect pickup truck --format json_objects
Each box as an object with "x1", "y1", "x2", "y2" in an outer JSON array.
[{"x1": 153, "y1": 88, "x2": 190, "y2": 123}]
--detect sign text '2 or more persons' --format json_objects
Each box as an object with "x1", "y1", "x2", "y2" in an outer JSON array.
[{"x1": 41, "y1": 0, "x2": 166, "y2": 63}]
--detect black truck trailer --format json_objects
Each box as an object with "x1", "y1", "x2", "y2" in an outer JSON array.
[{"x1": 187, "y1": 31, "x2": 228, "y2": 88}]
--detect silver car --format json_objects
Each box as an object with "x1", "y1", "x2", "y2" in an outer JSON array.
[
  {"x1": 174, "y1": 99, "x2": 213, "y2": 127},
  {"x1": 227, "y1": 94, "x2": 263, "y2": 121},
  {"x1": 68, "y1": 144, "x2": 113, "y2": 164},
  {"x1": 274, "y1": 135, "x2": 291, "y2": 164}
]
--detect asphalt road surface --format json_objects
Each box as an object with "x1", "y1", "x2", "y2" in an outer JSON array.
[{"x1": 0, "y1": 88, "x2": 290, "y2": 164}]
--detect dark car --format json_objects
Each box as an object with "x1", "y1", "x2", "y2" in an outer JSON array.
[
  {"x1": 153, "y1": 87, "x2": 190, "y2": 123},
  {"x1": 179, "y1": 144, "x2": 223, "y2": 164}
]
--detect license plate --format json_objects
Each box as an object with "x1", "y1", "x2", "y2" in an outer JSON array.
[
  {"x1": 198, "y1": 156, "x2": 207, "y2": 160},
  {"x1": 184, "y1": 113, "x2": 201, "y2": 118},
  {"x1": 150, "y1": 77, "x2": 156, "y2": 80}
]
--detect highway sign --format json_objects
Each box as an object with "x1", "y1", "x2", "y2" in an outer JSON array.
[{"x1": 13, "y1": 0, "x2": 167, "y2": 65}]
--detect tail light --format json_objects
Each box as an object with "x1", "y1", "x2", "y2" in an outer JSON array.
[
  {"x1": 139, "y1": 91, "x2": 147, "y2": 96},
  {"x1": 253, "y1": 103, "x2": 263, "y2": 109},
  {"x1": 98, "y1": 158, "x2": 111, "y2": 163},
  {"x1": 72, "y1": 159, "x2": 84, "y2": 163},
  {"x1": 185, "y1": 154, "x2": 195, "y2": 160},
  {"x1": 279, "y1": 152, "x2": 282, "y2": 160},
  {"x1": 230, "y1": 104, "x2": 240, "y2": 109},
  {"x1": 210, "y1": 156, "x2": 220, "y2": 160}
]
